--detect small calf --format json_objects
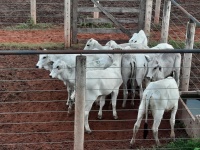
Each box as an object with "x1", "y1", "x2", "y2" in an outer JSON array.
[{"x1": 130, "y1": 77, "x2": 180, "y2": 146}]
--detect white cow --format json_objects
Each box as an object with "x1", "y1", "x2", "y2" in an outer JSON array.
[
  {"x1": 83, "y1": 38, "x2": 112, "y2": 50},
  {"x1": 151, "y1": 43, "x2": 174, "y2": 49},
  {"x1": 105, "y1": 30, "x2": 148, "y2": 50},
  {"x1": 36, "y1": 51, "x2": 78, "y2": 72},
  {"x1": 130, "y1": 77, "x2": 180, "y2": 146},
  {"x1": 50, "y1": 53, "x2": 123, "y2": 133},
  {"x1": 146, "y1": 53, "x2": 181, "y2": 87},
  {"x1": 147, "y1": 43, "x2": 174, "y2": 59},
  {"x1": 84, "y1": 53, "x2": 123, "y2": 133},
  {"x1": 105, "y1": 40, "x2": 131, "y2": 49},
  {"x1": 121, "y1": 54, "x2": 150, "y2": 108},
  {"x1": 129, "y1": 30, "x2": 148, "y2": 47},
  {"x1": 36, "y1": 49, "x2": 113, "y2": 113},
  {"x1": 105, "y1": 39, "x2": 150, "y2": 107}
]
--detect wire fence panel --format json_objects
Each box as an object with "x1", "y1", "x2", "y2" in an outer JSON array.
[
  {"x1": 0, "y1": 51, "x2": 199, "y2": 149},
  {"x1": 149, "y1": 0, "x2": 200, "y2": 94},
  {"x1": 0, "y1": 0, "x2": 200, "y2": 149}
]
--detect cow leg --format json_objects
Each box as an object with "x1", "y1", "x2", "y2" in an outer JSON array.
[
  {"x1": 84, "y1": 95, "x2": 96, "y2": 133},
  {"x1": 122, "y1": 82, "x2": 128, "y2": 108},
  {"x1": 130, "y1": 80, "x2": 136, "y2": 106},
  {"x1": 111, "y1": 91, "x2": 119, "y2": 119},
  {"x1": 130, "y1": 107, "x2": 145, "y2": 147},
  {"x1": 67, "y1": 86, "x2": 76, "y2": 114},
  {"x1": 98, "y1": 96, "x2": 106, "y2": 119},
  {"x1": 152, "y1": 110, "x2": 164, "y2": 146},
  {"x1": 66, "y1": 84, "x2": 70, "y2": 106},
  {"x1": 139, "y1": 84, "x2": 143, "y2": 102},
  {"x1": 170, "y1": 105, "x2": 178, "y2": 141}
]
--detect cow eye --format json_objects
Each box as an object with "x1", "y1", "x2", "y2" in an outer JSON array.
[
  {"x1": 153, "y1": 66, "x2": 157, "y2": 70},
  {"x1": 144, "y1": 64, "x2": 146, "y2": 67},
  {"x1": 57, "y1": 66, "x2": 60, "y2": 70},
  {"x1": 87, "y1": 44, "x2": 90, "y2": 46},
  {"x1": 49, "y1": 61, "x2": 54, "y2": 65},
  {"x1": 43, "y1": 57, "x2": 47, "y2": 59},
  {"x1": 134, "y1": 41, "x2": 137, "y2": 43}
]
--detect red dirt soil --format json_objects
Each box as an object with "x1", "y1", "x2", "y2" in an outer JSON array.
[{"x1": 0, "y1": 28, "x2": 189, "y2": 149}]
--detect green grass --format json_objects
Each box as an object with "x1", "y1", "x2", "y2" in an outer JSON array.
[
  {"x1": 0, "y1": 43, "x2": 65, "y2": 50},
  {"x1": 156, "y1": 139, "x2": 200, "y2": 150},
  {"x1": 4, "y1": 18, "x2": 54, "y2": 30},
  {"x1": 0, "y1": 42, "x2": 86, "y2": 50},
  {"x1": 78, "y1": 22, "x2": 114, "y2": 28},
  {"x1": 149, "y1": 40, "x2": 200, "y2": 49}
]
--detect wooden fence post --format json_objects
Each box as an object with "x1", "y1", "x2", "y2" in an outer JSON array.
[
  {"x1": 72, "y1": 0, "x2": 78, "y2": 44},
  {"x1": 154, "y1": 0, "x2": 161, "y2": 24},
  {"x1": 93, "y1": 1, "x2": 99, "y2": 18},
  {"x1": 138, "y1": 0, "x2": 146, "y2": 30},
  {"x1": 30, "y1": 0, "x2": 36, "y2": 24},
  {"x1": 64, "y1": 0, "x2": 71, "y2": 48},
  {"x1": 74, "y1": 55, "x2": 86, "y2": 150},
  {"x1": 181, "y1": 20, "x2": 196, "y2": 91},
  {"x1": 144, "y1": 0, "x2": 153, "y2": 40},
  {"x1": 161, "y1": 0, "x2": 171, "y2": 43}
]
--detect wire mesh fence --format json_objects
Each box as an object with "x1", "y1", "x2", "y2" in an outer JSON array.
[
  {"x1": 0, "y1": 0, "x2": 200, "y2": 149},
  {"x1": 0, "y1": 51, "x2": 199, "y2": 149},
  {"x1": 149, "y1": 0, "x2": 200, "y2": 93}
]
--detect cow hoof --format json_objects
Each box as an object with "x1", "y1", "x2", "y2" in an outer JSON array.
[
  {"x1": 122, "y1": 104, "x2": 126, "y2": 108},
  {"x1": 85, "y1": 130, "x2": 92, "y2": 134},
  {"x1": 113, "y1": 115, "x2": 118, "y2": 120},
  {"x1": 98, "y1": 115, "x2": 102, "y2": 120},
  {"x1": 129, "y1": 143, "x2": 135, "y2": 149}
]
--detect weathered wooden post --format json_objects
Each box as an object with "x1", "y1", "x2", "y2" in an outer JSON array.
[
  {"x1": 154, "y1": 0, "x2": 161, "y2": 24},
  {"x1": 74, "y1": 55, "x2": 86, "y2": 150},
  {"x1": 93, "y1": 1, "x2": 99, "y2": 18},
  {"x1": 30, "y1": 0, "x2": 36, "y2": 24},
  {"x1": 138, "y1": 0, "x2": 146, "y2": 30},
  {"x1": 64, "y1": 0, "x2": 71, "y2": 48},
  {"x1": 161, "y1": 0, "x2": 171, "y2": 43},
  {"x1": 181, "y1": 20, "x2": 196, "y2": 91},
  {"x1": 72, "y1": 0, "x2": 78, "y2": 44},
  {"x1": 144, "y1": 0, "x2": 153, "y2": 40}
]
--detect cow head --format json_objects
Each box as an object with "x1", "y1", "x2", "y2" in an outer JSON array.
[
  {"x1": 105, "y1": 40, "x2": 122, "y2": 49},
  {"x1": 49, "y1": 60, "x2": 73, "y2": 81},
  {"x1": 83, "y1": 38, "x2": 98, "y2": 50},
  {"x1": 36, "y1": 53, "x2": 53, "y2": 71},
  {"x1": 129, "y1": 30, "x2": 148, "y2": 47},
  {"x1": 146, "y1": 59, "x2": 163, "y2": 81}
]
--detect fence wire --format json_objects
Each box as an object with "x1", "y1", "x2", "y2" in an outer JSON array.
[
  {"x1": 0, "y1": 52, "x2": 199, "y2": 149},
  {"x1": 150, "y1": 0, "x2": 200, "y2": 93},
  {"x1": 0, "y1": 0, "x2": 200, "y2": 149}
]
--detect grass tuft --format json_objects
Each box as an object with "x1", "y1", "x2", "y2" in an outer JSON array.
[{"x1": 4, "y1": 18, "x2": 54, "y2": 30}]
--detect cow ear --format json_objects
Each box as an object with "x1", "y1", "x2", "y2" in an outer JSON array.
[
  {"x1": 67, "y1": 64, "x2": 73, "y2": 73},
  {"x1": 145, "y1": 55, "x2": 151, "y2": 62}
]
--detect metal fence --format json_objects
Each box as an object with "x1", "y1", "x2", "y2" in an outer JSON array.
[
  {"x1": 0, "y1": 0, "x2": 200, "y2": 149},
  {"x1": 0, "y1": 50, "x2": 199, "y2": 149}
]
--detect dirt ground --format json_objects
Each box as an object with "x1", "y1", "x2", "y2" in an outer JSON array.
[{"x1": 0, "y1": 27, "x2": 191, "y2": 150}]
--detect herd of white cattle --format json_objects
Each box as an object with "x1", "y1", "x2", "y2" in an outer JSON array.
[{"x1": 35, "y1": 30, "x2": 181, "y2": 146}]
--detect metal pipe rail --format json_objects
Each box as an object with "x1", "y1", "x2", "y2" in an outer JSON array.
[
  {"x1": 0, "y1": 49, "x2": 200, "y2": 55},
  {"x1": 170, "y1": 0, "x2": 200, "y2": 26}
]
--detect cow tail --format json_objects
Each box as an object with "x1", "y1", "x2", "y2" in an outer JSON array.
[
  {"x1": 143, "y1": 92, "x2": 151, "y2": 139},
  {"x1": 130, "y1": 61, "x2": 135, "y2": 92}
]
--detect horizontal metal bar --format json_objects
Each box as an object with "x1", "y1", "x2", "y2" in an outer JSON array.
[
  {"x1": 180, "y1": 90, "x2": 200, "y2": 98},
  {"x1": 0, "y1": 49, "x2": 200, "y2": 55}
]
